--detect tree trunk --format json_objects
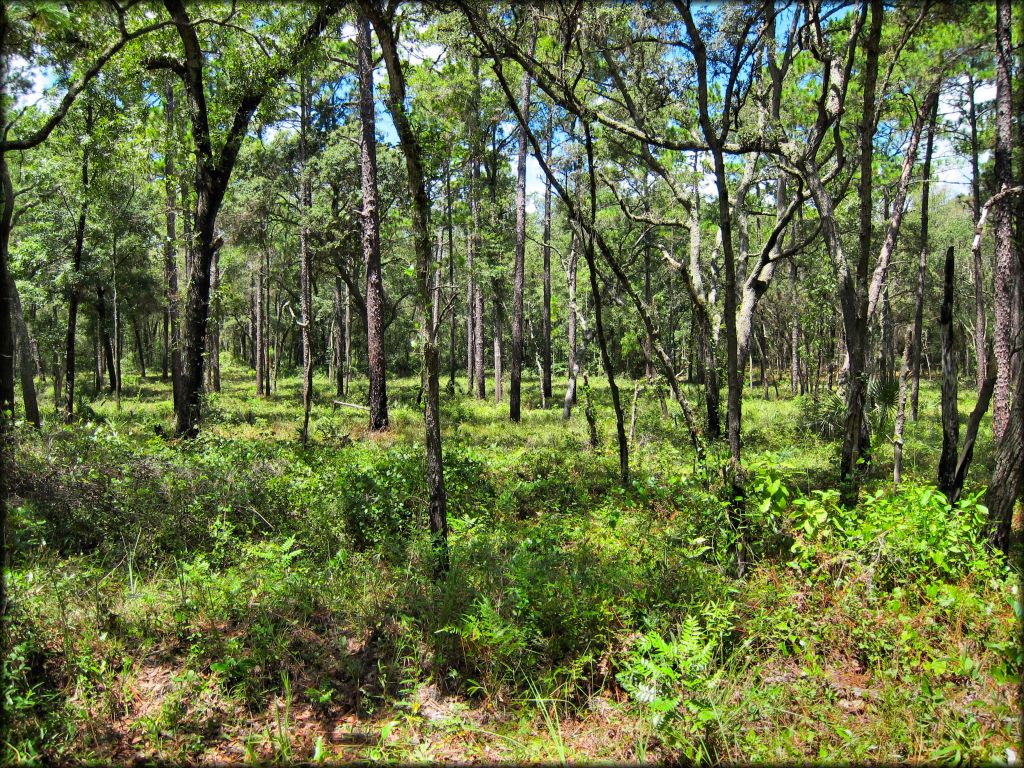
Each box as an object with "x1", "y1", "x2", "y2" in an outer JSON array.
[
  {"x1": 492, "y1": 279, "x2": 503, "y2": 404},
  {"x1": 911, "y1": 94, "x2": 939, "y2": 419},
  {"x1": 64, "y1": 103, "x2": 92, "y2": 423},
  {"x1": 299, "y1": 73, "x2": 314, "y2": 444},
  {"x1": 992, "y1": 0, "x2": 1016, "y2": 440},
  {"x1": 985, "y1": 365, "x2": 1023, "y2": 553},
  {"x1": 893, "y1": 328, "x2": 912, "y2": 488},
  {"x1": 164, "y1": 80, "x2": 182, "y2": 413},
  {"x1": 581, "y1": 122, "x2": 628, "y2": 483},
  {"x1": 466, "y1": 230, "x2": 475, "y2": 394},
  {"x1": 255, "y1": 254, "x2": 266, "y2": 396},
  {"x1": 8, "y1": 275, "x2": 39, "y2": 428},
  {"x1": 334, "y1": 275, "x2": 345, "y2": 397},
  {"x1": 447, "y1": 165, "x2": 457, "y2": 394},
  {"x1": 790, "y1": 260, "x2": 800, "y2": 395},
  {"x1": 112, "y1": 259, "x2": 122, "y2": 406},
  {"x1": 469, "y1": 61, "x2": 485, "y2": 401},
  {"x1": 836, "y1": 0, "x2": 882, "y2": 504},
  {"x1": 367, "y1": 0, "x2": 448, "y2": 574},
  {"x1": 344, "y1": 281, "x2": 352, "y2": 395},
  {"x1": 209, "y1": 250, "x2": 220, "y2": 393},
  {"x1": 541, "y1": 111, "x2": 553, "y2": 404},
  {"x1": 938, "y1": 247, "x2": 959, "y2": 496},
  {"x1": 133, "y1": 316, "x2": 147, "y2": 381},
  {"x1": 474, "y1": 280, "x2": 485, "y2": 399},
  {"x1": 166, "y1": 0, "x2": 340, "y2": 437},
  {"x1": 968, "y1": 71, "x2": 988, "y2": 393},
  {"x1": 564, "y1": 229, "x2": 579, "y2": 419},
  {"x1": 358, "y1": 13, "x2": 389, "y2": 432},
  {"x1": 96, "y1": 287, "x2": 116, "y2": 393},
  {"x1": 509, "y1": 20, "x2": 536, "y2": 422}
]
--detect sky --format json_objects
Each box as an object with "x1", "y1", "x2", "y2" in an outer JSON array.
[{"x1": 11, "y1": 36, "x2": 993, "y2": 218}]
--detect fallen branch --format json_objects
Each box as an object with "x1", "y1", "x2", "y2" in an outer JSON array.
[{"x1": 333, "y1": 400, "x2": 369, "y2": 412}]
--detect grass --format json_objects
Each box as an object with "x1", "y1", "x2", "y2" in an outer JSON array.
[{"x1": 2, "y1": 359, "x2": 1020, "y2": 764}]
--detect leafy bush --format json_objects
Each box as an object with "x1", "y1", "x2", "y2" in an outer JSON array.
[{"x1": 786, "y1": 485, "x2": 1004, "y2": 589}]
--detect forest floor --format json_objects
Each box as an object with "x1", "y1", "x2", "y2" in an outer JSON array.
[{"x1": 4, "y1": 362, "x2": 1021, "y2": 764}]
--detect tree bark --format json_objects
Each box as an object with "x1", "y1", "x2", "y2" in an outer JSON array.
[
  {"x1": 836, "y1": 0, "x2": 882, "y2": 504},
  {"x1": 985, "y1": 365, "x2": 1023, "y2": 553},
  {"x1": 938, "y1": 247, "x2": 959, "y2": 496},
  {"x1": 96, "y1": 287, "x2": 116, "y2": 393},
  {"x1": 64, "y1": 102, "x2": 93, "y2": 423},
  {"x1": 474, "y1": 280, "x2": 485, "y2": 399},
  {"x1": 509, "y1": 19, "x2": 536, "y2": 422},
  {"x1": 299, "y1": 73, "x2": 314, "y2": 444},
  {"x1": 358, "y1": 13, "x2": 389, "y2": 432},
  {"x1": 334, "y1": 275, "x2": 345, "y2": 397},
  {"x1": 992, "y1": 0, "x2": 1016, "y2": 440},
  {"x1": 133, "y1": 316, "x2": 147, "y2": 381},
  {"x1": 255, "y1": 254, "x2": 266, "y2": 396},
  {"x1": 8, "y1": 274, "x2": 39, "y2": 428},
  {"x1": 209, "y1": 250, "x2": 220, "y2": 392}
]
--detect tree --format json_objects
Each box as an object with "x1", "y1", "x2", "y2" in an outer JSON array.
[
  {"x1": 362, "y1": 0, "x2": 448, "y2": 573},
  {"x1": 358, "y1": 12, "x2": 389, "y2": 432},
  {"x1": 149, "y1": 0, "x2": 343, "y2": 438},
  {"x1": 509, "y1": 18, "x2": 536, "y2": 423}
]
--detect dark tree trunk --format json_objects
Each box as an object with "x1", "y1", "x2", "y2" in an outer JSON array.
[
  {"x1": 0, "y1": 2, "x2": 10, "y2": 626},
  {"x1": 255, "y1": 255, "x2": 265, "y2": 396},
  {"x1": 164, "y1": 0, "x2": 341, "y2": 437},
  {"x1": 938, "y1": 247, "x2": 959, "y2": 496},
  {"x1": 96, "y1": 287, "x2": 116, "y2": 393},
  {"x1": 950, "y1": 369, "x2": 995, "y2": 505},
  {"x1": 334, "y1": 275, "x2": 345, "y2": 397},
  {"x1": 581, "y1": 122, "x2": 628, "y2": 483},
  {"x1": 10, "y1": 278, "x2": 40, "y2": 428},
  {"x1": 358, "y1": 13, "x2": 388, "y2": 432},
  {"x1": 133, "y1": 317, "x2": 147, "y2": 381},
  {"x1": 509, "y1": 20, "x2": 536, "y2": 422},
  {"x1": 64, "y1": 103, "x2": 92, "y2": 423},
  {"x1": 837, "y1": 0, "x2": 882, "y2": 504}
]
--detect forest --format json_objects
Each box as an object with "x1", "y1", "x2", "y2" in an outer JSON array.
[{"x1": 0, "y1": 0, "x2": 1022, "y2": 763}]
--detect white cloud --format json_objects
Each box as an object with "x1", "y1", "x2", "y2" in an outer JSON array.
[{"x1": 10, "y1": 56, "x2": 55, "y2": 110}]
